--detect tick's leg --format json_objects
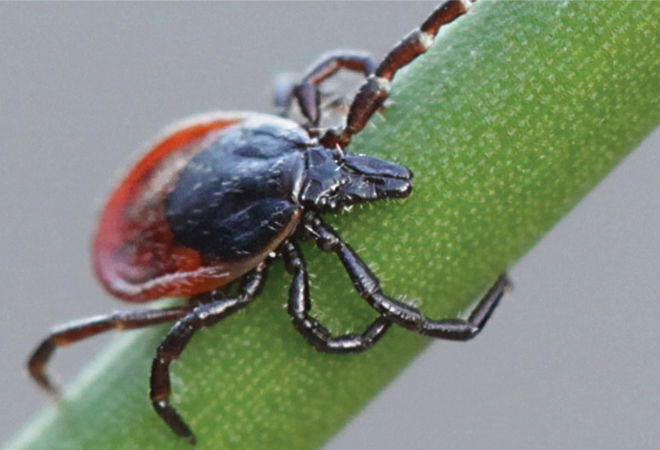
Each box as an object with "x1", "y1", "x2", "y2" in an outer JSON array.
[
  {"x1": 150, "y1": 263, "x2": 268, "y2": 444},
  {"x1": 274, "y1": 72, "x2": 300, "y2": 117},
  {"x1": 28, "y1": 306, "x2": 193, "y2": 394},
  {"x1": 320, "y1": 0, "x2": 474, "y2": 148},
  {"x1": 308, "y1": 215, "x2": 509, "y2": 340},
  {"x1": 282, "y1": 240, "x2": 391, "y2": 354},
  {"x1": 275, "y1": 50, "x2": 376, "y2": 127}
]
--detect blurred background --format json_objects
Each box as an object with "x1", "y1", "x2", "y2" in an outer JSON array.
[{"x1": 1, "y1": 3, "x2": 659, "y2": 449}]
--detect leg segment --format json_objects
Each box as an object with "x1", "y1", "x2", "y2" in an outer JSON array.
[
  {"x1": 320, "y1": 0, "x2": 474, "y2": 148},
  {"x1": 308, "y1": 215, "x2": 509, "y2": 341},
  {"x1": 281, "y1": 240, "x2": 391, "y2": 354},
  {"x1": 274, "y1": 72, "x2": 299, "y2": 116},
  {"x1": 149, "y1": 263, "x2": 268, "y2": 444},
  {"x1": 28, "y1": 306, "x2": 193, "y2": 394},
  {"x1": 275, "y1": 50, "x2": 377, "y2": 127}
]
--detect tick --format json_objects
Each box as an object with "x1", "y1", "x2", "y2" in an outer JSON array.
[{"x1": 28, "y1": 0, "x2": 509, "y2": 444}]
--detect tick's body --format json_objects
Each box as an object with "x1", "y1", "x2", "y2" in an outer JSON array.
[
  {"x1": 28, "y1": 0, "x2": 509, "y2": 444},
  {"x1": 94, "y1": 113, "x2": 410, "y2": 302},
  {"x1": 94, "y1": 114, "x2": 306, "y2": 301}
]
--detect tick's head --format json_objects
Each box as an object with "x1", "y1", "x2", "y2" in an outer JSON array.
[{"x1": 300, "y1": 146, "x2": 412, "y2": 213}]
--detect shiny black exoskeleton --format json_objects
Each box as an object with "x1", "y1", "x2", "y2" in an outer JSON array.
[{"x1": 166, "y1": 117, "x2": 411, "y2": 262}]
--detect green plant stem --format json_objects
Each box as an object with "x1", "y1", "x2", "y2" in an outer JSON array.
[{"x1": 7, "y1": 2, "x2": 660, "y2": 449}]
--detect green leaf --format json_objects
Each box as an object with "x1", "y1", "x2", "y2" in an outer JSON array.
[{"x1": 7, "y1": 2, "x2": 660, "y2": 449}]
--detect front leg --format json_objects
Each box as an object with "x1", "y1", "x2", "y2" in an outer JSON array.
[
  {"x1": 320, "y1": 0, "x2": 474, "y2": 148},
  {"x1": 308, "y1": 215, "x2": 510, "y2": 341}
]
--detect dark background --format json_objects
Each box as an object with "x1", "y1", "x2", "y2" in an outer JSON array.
[{"x1": 2, "y1": 3, "x2": 660, "y2": 449}]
